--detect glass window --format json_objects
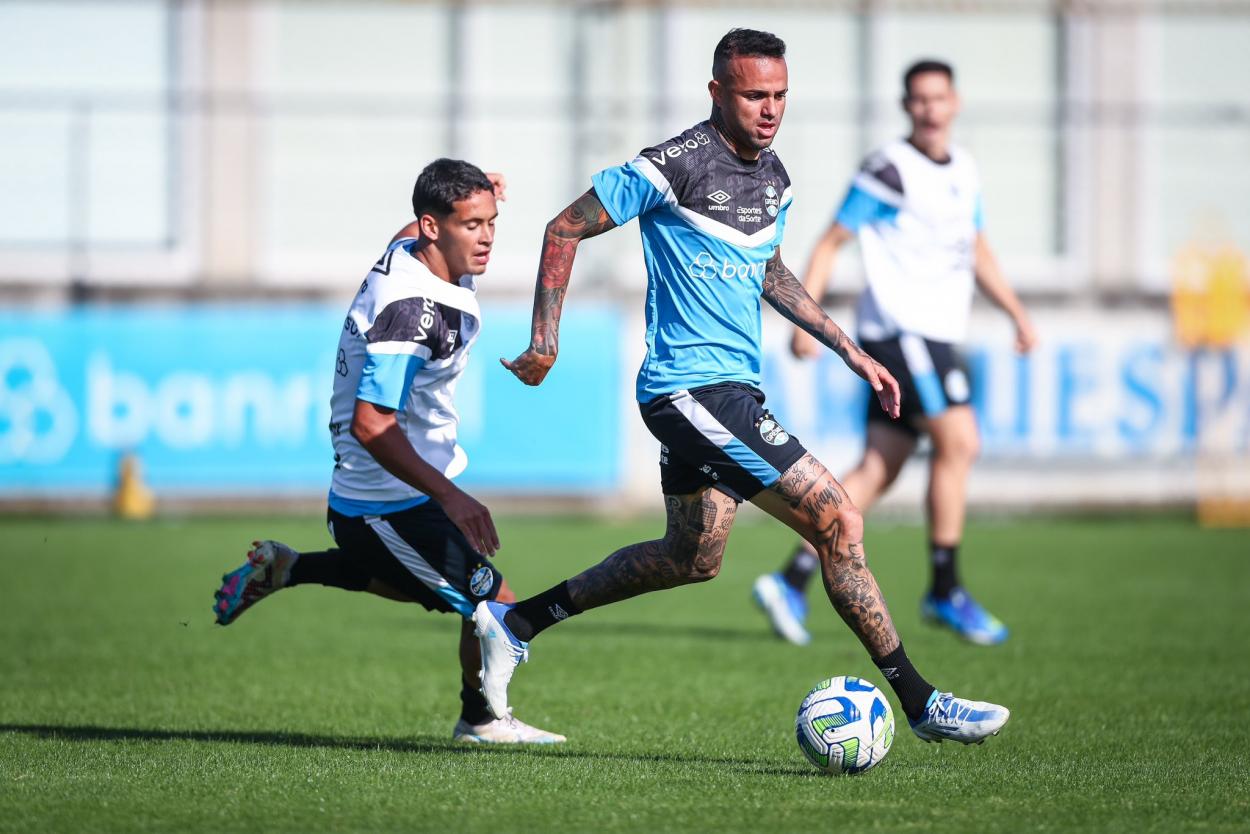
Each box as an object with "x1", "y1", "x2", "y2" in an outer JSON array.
[
  {"x1": 1140, "y1": 17, "x2": 1250, "y2": 287},
  {"x1": 0, "y1": 1, "x2": 171, "y2": 250}
]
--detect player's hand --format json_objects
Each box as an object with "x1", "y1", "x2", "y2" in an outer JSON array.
[
  {"x1": 485, "y1": 172, "x2": 508, "y2": 202},
  {"x1": 1013, "y1": 315, "x2": 1038, "y2": 354},
  {"x1": 847, "y1": 352, "x2": 901, "y2": 419},
  {"x1": 500, "y1": 348, "x2": 555, "y2": 386},
  {"x1": 790, "y1": 327, "x2": 822, "y2": 360},
  {"x1": 439, "y1": 486, "x2": 500, "y2": 557}
]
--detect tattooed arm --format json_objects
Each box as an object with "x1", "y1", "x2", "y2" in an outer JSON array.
[
  {"x1": 761, "y1": 248, "x2": 901, "y2": 419},
  {"x1": 500, "y1": 189, "x2": 617, "y2": 386}
]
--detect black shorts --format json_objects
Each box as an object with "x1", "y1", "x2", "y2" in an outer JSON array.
[
  {"x1": 326, "y1": 500, "x2": 502, "y2": 617},
  {"x1": 862, "y1": 334, "x2": 972, "y2": 437},
  {"x1": 639, "y1": 382, "x2": 807, "y2": 502}
]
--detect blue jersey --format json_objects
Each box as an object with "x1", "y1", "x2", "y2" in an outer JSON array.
[{"x1": 591, "y1": 121, "x2": 793, "y2": 402}]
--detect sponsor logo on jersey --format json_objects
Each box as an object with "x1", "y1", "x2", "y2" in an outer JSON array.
[
  {"x1": 646, "y1": 131, "x2": 710, "y2": 167},
  {"x1": 707, "y1": 189, "x2": 732, "y2": 212},
  {"x1": 758, "y1": 417, "x2": 789, "y2": 446},
  {"x1": 414, "y1": 297, "x2": 438, "y2": 343},
  {"x1": 687, "y1": 251, "x2": 766, "y2": 282},
  {"x1": 470, "y1": 566, "x2": 495, "y2": 597},
  {"x1": 736, "y1": 205, "x2": 763, "y2": 224}
]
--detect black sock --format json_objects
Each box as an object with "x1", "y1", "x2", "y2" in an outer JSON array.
[
  {"x1": 781, "y1": 543, "x2": 820, "y2": 592},
  {"x1": 929, "y1": 541, "x2": 960, "y2": 599},
  {"x1": 459, "y1": 678, "x2": 492, "y2": 725},
  {"x1": 287, "y1": 549, "x2": 371, "y2": 591},
  {"x1": 503, "y1": 581, "x2": 580, "y2": 642},
  {"x1": 873, "y1": 643, "x2": 937, "y2": 721}
]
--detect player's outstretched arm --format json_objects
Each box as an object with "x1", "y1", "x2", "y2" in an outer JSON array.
[
  {"x1": 762, "y1": 248, "x2": 901, "y2": 419},
  {"x1": 501, "y1": 189, "x2": 616, "y2": 386},
  {"x1": 973, "y1": 233, "x2": 1037, "y2": 354},
  {"x1": 351, "y1": 399, "x2": 500, "y2": 556},
  {"x1": 791, "y1": 223, "x2": 855, "y2": 359}
]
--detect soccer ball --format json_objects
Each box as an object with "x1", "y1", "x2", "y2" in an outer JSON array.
[{"x1": 795, "y1": 675, "x2": 895, "y2": 775}]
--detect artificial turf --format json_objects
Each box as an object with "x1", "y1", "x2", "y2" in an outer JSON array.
[{"x1": 1, "y1": 513, "x2": 1247, "y2": 832}]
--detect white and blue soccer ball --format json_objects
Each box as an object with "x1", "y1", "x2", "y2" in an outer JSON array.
[{"x1": 795, "y1": 675, "x2": 895, "y2": 775}]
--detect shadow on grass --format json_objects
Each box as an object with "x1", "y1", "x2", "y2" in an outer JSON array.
[{"x1": 0, "y1": 723, "x2": 816, "y2": 779}]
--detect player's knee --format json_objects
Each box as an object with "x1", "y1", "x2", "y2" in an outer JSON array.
[
  {"x1": 835, "y1": 505, "x2": 865, "y2": 552},
  {"x1": 689, "y1": 537, "x2": 724, "y2": 582},
  {"x1": 935, "y1": 429, "x2": 979, "y2": 466},
  {"x1": 951, "y1": 432, "x2": 980, "y2": 465},
  {"x1": 663, "y1": 535, "x2": 723, "y2": 584}
]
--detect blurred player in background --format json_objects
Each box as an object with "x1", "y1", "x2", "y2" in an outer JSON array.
[
  {"x1": 210, "y1": 160, "x2": 565, "y2": 745},
  {"x1": 477, "y1": 30, "x2": 1010, "y2": 745},
  {"x1": 752, "y1": 60, "x2": 1037, "y2": 647}
]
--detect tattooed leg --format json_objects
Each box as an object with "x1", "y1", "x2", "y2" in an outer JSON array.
[
  {"x1": 752, "y1": 453, "x2": 901, "y2": 658},
  {"x1": 566, "y1": 488, "x2": 738, "y2": 612}
]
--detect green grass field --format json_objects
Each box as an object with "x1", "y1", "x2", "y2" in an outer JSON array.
[{"x1": 1, "y1": 513, "x2": 1248, "y2": 833}]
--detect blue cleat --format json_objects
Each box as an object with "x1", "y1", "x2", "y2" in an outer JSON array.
[
  {"x1": 213, "y1": 540, "x2": 299, "y2": 626},
  {"x1": 922, "y1": 587, "x2": 1008, "y2": 645},
  {"x1": 909, "y1": 690, "x2": 1010, "y2": 744},
  {"x1": 752, "y1": 573, "x2": 811, "y2": 646},
  {"x1": 472, "y1": 600, "x2": 529, "y2": 719}
]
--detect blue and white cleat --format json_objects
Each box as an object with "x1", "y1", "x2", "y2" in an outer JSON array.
[
  {"x1": 472, "y1": 600, "x2": 529, "y2": 720},
  {"x1": 452, "y1": 710, "x2": 566, "y2": 745},
  {"x1": 909, "y1": 690, "x2": 1010, "y2": 744},
  {"x1": 922, "y1": 587, "x2": 1009, "y2": 645},
  {"x1": 752, "y1": 573, "x2": 811, "y2": 646},
  {"x1": 213, "y1": 540, "x2": 299, "y2": 626}
]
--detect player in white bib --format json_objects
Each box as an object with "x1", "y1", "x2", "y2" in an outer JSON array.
[
  {"x1": 753, "y1": 60, "x2": 1037, "y2": 647},
  {"x1": 210, "y1": 159, "x2": 564, "y2": 744}
]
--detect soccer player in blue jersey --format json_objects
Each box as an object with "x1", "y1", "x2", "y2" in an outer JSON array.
[
  {"x1": 210, "y1": 159, "x2": 565, "y2": 745},
  {"x1": 753, "y1": 60, "x2": 1038, "y2": 648},
  {"x1": 475, "y1": 30, "x2": 1010, "y2": 745}
]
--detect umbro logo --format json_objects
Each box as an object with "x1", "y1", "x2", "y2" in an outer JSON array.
[
  {"x1": 707, "y1": 190, "x2": 731, "y2": 204},
  {"x1": 879, "y1": 667, "x2": 899, "y2": 679},
  {"x1": 549, "y1": 604, "x2": 569, "y2": 621}
]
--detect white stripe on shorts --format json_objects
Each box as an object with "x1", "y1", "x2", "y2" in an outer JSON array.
[
  {"x1": 366, "y1": 517, "x2": 460, "y2": 600},
  {"x1": 898, "y1": 333, "x2": 934, "y2": 376},
  {"x1": 670, "y1": 390, "x2": 735, "y2": 447}
]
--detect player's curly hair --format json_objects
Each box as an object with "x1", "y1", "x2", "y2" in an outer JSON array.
[
  {"x1": 411, "y1": 158, "x2": 493, "y2": 218},
  {"x1": 712, "y1": 28, "x2": 786, "y2": 81}
]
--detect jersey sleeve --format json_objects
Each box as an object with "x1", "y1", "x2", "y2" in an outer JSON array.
[
  {"x1": 837, "y1": 153, "x2": 904, "y2": 232},
  {"x1": 834, "y1": 184, "x2": 900, "y2": 231},
  {"x1": 973, "y1": 193, "x2": 985, "y2": 231},
  {"x1": 356, "y1": 352, "x2": 426, "y2": 410},
  {"x1": 354, "y1": 296, "x2": 447, "y2": 409},
  {"x1": 591, "y1": 160, "x2": 669, "y2": 227},
  {"x1": 771, "y1": 194, "x2": 793, "y2": 249}
]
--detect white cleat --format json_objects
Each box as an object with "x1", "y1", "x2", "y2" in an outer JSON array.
[
  {"x1": 909, "y1": 691, "x2": 1011, "y2": 744},
  {"x1": 452, "y1": 710, "x2": 566, "y2": 745},
  {"x1": 472, "y1": 600, "x2": 529, "y2": 720}
]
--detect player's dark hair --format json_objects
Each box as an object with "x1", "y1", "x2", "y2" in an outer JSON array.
[
  {"x1": 411, "y1": 158, "x2": 493, "y2": 218},
  {"x1": 712, "y1": 28, "x2": 786, "y2": 81},
  {"x1": 903, "y1": 59, "x2": 955, "y2": 97}
]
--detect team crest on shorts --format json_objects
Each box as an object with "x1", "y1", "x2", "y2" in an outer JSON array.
[
  {"x1": 758, "y1": 417, "x2": 790, "y2": 446},
  {"x1": 469, "y1": 566, "x2": 494, "y2": 597}
]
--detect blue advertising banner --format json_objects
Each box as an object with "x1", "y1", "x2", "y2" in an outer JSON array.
[{"x1": 0, "y1": 304, "x2": 622, "y2": 495}]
